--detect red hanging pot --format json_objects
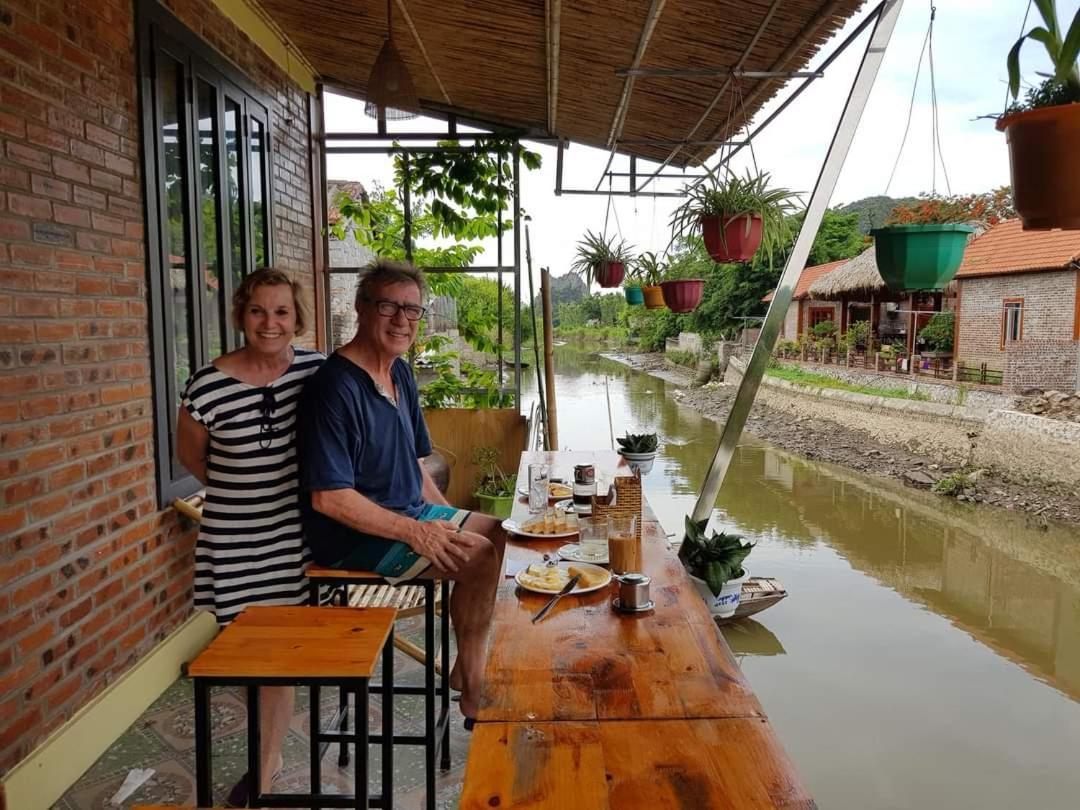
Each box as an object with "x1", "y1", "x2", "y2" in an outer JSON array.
[
  {"x1": 660, "y1": 279, "x2": 705, "y2": 313},
  {"x1": 700, "y1": 213, "x2": 763, "y2": 262},
  {"x1": 594, "y1": 260, "x2": 626, "y2": 288}
]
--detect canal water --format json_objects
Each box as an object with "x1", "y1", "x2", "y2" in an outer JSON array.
[{"x1": 524, "y1": 342, "x2": 1080, "y2": 809}]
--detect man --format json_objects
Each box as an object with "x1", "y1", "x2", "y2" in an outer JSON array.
[{"x1": 298, "y1": 259, "x2": 505, "y2": 725}]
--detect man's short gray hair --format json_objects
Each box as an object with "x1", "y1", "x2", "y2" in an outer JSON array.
[{"x1": 355, "y1": 259, "x2": 428, "y2": 308}]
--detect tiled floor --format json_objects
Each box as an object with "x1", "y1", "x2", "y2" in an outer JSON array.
[{"x1": 54, "y1": 615, "x2": 470, "y2": 809}]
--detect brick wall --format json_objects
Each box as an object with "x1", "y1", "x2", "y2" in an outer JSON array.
[
  {"x1": 957, "y1": 270, "x2": 1078, "y2": 372},
  {"x1": 1003, "y1": 339, "x2": 1080, "y2": 393},
  {"x1": 0, "y1": 0, "x2": 315, "y2": 773}
]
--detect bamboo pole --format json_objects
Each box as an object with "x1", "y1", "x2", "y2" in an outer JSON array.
[{"x1": 541, "y1": 268, "x2": 559, "y2": 450}]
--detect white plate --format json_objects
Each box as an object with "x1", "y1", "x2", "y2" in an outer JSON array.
[
  {"x1": 514, "y1": 561, "x2": 611, "y2": 595},
  {"x1": 501, "y1": 517, "x2": 579, "y2": 540},
  {"x1": 516, "y1": 483, "x2": 573, "y2": 500},
  {"x1": 556, "y1": 542, "x2": 609, "y2": 565}
]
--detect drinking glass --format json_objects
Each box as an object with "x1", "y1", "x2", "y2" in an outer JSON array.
[
  {"x1": 528, "y1": 463, "x2": 550, "y2": 513},
  {"x1": 608, "y1": 515, "x2": 640, "y2": 574},
  {"x1": 577, "y1": 516, "x2": 608, "y2": 562}
]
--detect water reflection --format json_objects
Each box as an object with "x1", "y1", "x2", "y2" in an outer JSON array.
[{"x1": 529, "y1": 341, "x2": 1080, "y2": 807}]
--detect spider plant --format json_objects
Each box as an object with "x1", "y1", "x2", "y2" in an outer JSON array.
[
  {"x1": 1005, "y1": 1, "x2": 1080, "y2": 113},
  {"x1": 669, "y1": 168, "x2": 800, "y2": 264},
  {"x1": 633, "y1": 251, "x2": 666, "y2": 287},
  {"x1": 570, "y1": 229, "x2": 634, "y2": 286}
]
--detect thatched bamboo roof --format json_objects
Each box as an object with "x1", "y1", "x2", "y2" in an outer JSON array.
[
  {"x1": 258, "y1": 0, "x2": 864, "y2": 166},
  {"x1": 807, "y1": 244, "x2": 880, "y2": 298}
]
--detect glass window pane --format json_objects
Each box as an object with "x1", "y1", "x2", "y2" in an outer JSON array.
[
  {"x1": 225, "y1": 98, "x2": 243, "y2": 292},
  {"x1": 250, "y1": 117, "x2": 266, "y2": 267},
  {"x1": 197, "y1": 80, "x2": 225, "y2": 360},
  {"x1": 160, "y1": 56, "x2": 194, "y2": 405}
]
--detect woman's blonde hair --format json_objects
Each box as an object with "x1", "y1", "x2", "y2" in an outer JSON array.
[{"x1": 231, "y1": 267, "x2": 311, "y2": 336}]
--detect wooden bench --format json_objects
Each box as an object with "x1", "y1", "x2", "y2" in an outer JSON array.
[
  {"x1": 307, "y1": 566, "x2": 451, "y2": 810},
  {"x1": 187, "y1": 605, "x2": 396, "y2": 809}
]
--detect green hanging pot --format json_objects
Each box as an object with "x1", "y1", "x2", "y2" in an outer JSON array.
[
  {"x1": 624, "y1": 285, "x2": 644, "y2": 305},
  {"x1": 870, "y1": 223, "x2": 974, "y2": 292}
]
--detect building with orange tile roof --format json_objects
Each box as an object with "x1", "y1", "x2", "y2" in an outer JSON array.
[{"x1": 763, "y1": 259, "x2": 848, "y2": 339}]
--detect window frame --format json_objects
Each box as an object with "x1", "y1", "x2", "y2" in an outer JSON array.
[
  {"x1": 1000, "y1": 297, "x2": 1024, "y2": 350},
  {"x1": 809, "y1": 306, "x2": 835, "y2": 329},
  {"x1": 137, "y1": 0, "x2": 276, "y2": 505}
]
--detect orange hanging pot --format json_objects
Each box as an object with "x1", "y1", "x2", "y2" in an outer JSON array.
[
  {"x1": 997, "y1": 102, "x2": 1080, "y2": 230},
  {"x1": 641, "y1": 285, "x2": 666, "y2": 309}
]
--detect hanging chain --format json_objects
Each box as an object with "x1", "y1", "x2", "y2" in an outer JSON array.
[{"x1": 927, "y1": 6, "x2": 951, "y2": 195}]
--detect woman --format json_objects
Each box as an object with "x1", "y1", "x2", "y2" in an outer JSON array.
[
  {"x1": 298, "y1": 259, "x2": 506, "y2": 726},
  {"x1": 177, "y1": 267, "x2": 324, "y2": 805}
]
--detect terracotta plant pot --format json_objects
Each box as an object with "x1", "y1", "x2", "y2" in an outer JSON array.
[
  {"x1": 869, "y1": 224, "x2": 974, "y2": 292},
  {"x1": 642, "y1": 285, "x2": 665, "y2": 309},
  {"x1": 700, "y1": 213, "x2": 763, "y2": 262},
  {"x1": 624, "y1": 285, "x2": 644, "y2": 305},
  {"x1": 660, "y1": 279, "x2": 705, "y2": 313},
  {"x1": 594, "y1": 260, "x2": 626, "y2": 288},
  {"x1": 997, "y1": 103, "x2": 1080, "y2": 230}
]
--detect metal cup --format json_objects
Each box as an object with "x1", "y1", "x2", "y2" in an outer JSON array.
[{"x1": 617, "y1": 572, "x2": 651, "y2": 609}]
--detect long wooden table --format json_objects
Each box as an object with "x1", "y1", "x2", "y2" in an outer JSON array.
[{"x1": 461, "y1": 451, "x2": 814, "y2": 808}]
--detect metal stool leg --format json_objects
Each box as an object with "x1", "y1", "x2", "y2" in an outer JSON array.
[
  {"x1": 440, "y1": 579, "x2": 451, "y2": 771},
  {"x1": 337, "y1": 585, "x2": 351, "y2": 767},
  {"x1": 310, "y1": 683, "x2": 322, "y2": 809},
  {"x1": 194, "y1": 680, "x2": 213, "y2": 807},
  {"x1": 382, "y1": 626, "x2": 394, "y2": 809},
  {"x1": 246, "y1": 684, "x2": 262, "y2": 806},
  {"x1": 355, "y1": 677, "x2": 370, "y2": 809},
  {"x1": 424, "y1": 582, "x2": 436, "y2": 810}
]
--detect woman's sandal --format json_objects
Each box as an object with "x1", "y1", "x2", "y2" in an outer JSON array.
[{"x1": 463, "y1": 717, "x2": 476, "y2": 732}]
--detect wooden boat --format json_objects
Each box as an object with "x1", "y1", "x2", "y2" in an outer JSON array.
[{"x1": 715, "y1": 577, "x2": 788, "y2": 624}]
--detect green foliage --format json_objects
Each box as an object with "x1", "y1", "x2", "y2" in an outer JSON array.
[
  {"x1": 670, "y1": 169, "x2": 801, "y2": 267},
  {"x1": 470, "y1": 446, "x2": 516, "y2": 497},
  {"x1": 846, "y1": 320, "x2": 871, "y2": 349},
  {"x1": 885, "y1": 189, "x2": 1016, "y2": 226},
  {"x1": 919, "y1": 312, "x2": 955, "y2": 352},
  {"x1": 1007, "y1": 76, "x2": 1080, "y2": 113},
  {"x1": 932, "y1": 470, "x2": 970, "y2": 497},
  {"x1": 633, "y1": 251, "x2": 666, "y2": 286},
  {"x1": 570, "y1": 230, "x2": 635, "y2": 286},
  {"x1": 774, "y1": 339, "x2": 800, "y2": 358},
  {"x1": 804, "y1": 209, "x2": 867, "y2": 265},
  {"x1": 766, "y1": 363, "x2": 930, "y2": 401},
  {"x1": 416, "y1": 334, "x2": 515, "y2": 409},
  {"x1": 678, "y1": 516, "x2": 753, "y2": 596},
  {"x1": 1006, "y1": 1, "x2": 1080, "y2": 108},
  {"x1": 811, "y1": 319, "x2": 837, "y2": 339},
  {"x1": 836, "y1": 195, "x2": 920, "y2": 234},
  {"x1": 554, "y1": 291, "x2": 627, "y2": 329},
  {"x1": 616, "y1": 432, "x2": 658, "y2": 454},
  {"x1": 631, "y1": 306, "x2": 686, "y2": 351},
  {"x1": 666, "y1": 349, "x2": 699, "y2": 368}
]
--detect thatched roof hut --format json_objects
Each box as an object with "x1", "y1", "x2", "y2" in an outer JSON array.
[{"x1": 807, "y1": 244, "x2": 881, "y2": 299}]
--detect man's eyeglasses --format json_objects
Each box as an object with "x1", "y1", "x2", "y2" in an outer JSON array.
[
  {"x1": 365, "y1": 297, "x2": 426, "y2": 322},
  {"x1": 258, "y1": 388, "x2": 275, "y2": 449}
]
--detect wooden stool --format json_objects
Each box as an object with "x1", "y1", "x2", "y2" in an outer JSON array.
[
  {"x1": 188, "y1": 606, "x2": 396, "y2": 809},
  {"x1": 307, "y1": 566, "x2": 451, "y2": 810}
]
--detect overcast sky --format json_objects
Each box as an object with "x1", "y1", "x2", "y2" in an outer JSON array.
[{"x1": 324, "y1": 0, "x2": 1079, "y2": 286}]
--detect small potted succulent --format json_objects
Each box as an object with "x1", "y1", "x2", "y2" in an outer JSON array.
[
  {"x1": 678, "y1": 516, "x2": 753, "y2": 619},
  {"x1": 997, "y1": 2, "x2": 1080, "y2": 229},
  {"x1": 616, "y1": 431, "x2": 659, "y2": 475},
  {"x1": 634, "y1": 251, "x2": 667, "y2": 309},
  {"x1": 871, "y1": 197, "x2": 975, "y2": 292},
  {"x1": 571, "y1": 229, "x2": 634, "y2": 288},
  {"x1": 470, "y1": 446, "x2": 516, "y2": 519},
  {"x1": 670, "y1": 168, "x2": 799, "y2": 264},
  {"x1": 622, "y1": 262, "x2": 645, "y2": 305}
]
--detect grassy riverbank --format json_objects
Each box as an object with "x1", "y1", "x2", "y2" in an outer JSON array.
[{"x1": 766, "y1": 363, "x2": 930, "y2": 401}]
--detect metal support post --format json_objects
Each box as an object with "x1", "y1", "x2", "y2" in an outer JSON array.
[
  {"x1": 513, "y1": 147, "x2": 523, "y2": 407},
  {"x1": 689, "y1": 0, "x2": 904, "y2": 526}
]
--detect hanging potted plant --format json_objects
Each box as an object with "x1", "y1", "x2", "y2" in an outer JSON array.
[
  {"x1": 659, "y1": 261, "x2": 705, "y2": 313},
  {"x1": 670, "y1": 169, "x2": 799, "y2": 264},
  {"x1": 997, "y1": 2, "x2": 1080, "y2": 229},
  {"x1": 622, "y1": 263, "x2": 644, "y2": 305},
  {"x1": 871, "y1": 196, "x2": 975, "y2": 292},
  {"x1": 634, "y1": 251, "x2": 667, "y2": 309},
  {"x1": 678, "y1": 516, "x2": 753, "y2": 619},
  {"x1": 616, "y1": 431, "x2": 659, "y2": 475},
  {"x1": 571, "y1": 229, "x2": 634, "y2": 288},
  {"x1": 470, "y1": 446, "x2": 516, "y2": 519}
]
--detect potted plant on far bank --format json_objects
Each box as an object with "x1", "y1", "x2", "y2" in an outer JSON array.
[
  {"x1": 571, "y1": 229, "x2": 634, "y2": 288},
  {"x1": 635, "y1": 251, "x2": 667, "y2": 309},
  {"x1": 871, "y1": 196, "x2": 976, "y2": 293},
  {"x1": 998, "y1": 2, "x2": 1080, "y2": 229},
  {"x1": 616, "y1": 431, "x2": 659, "y2": 475},
  {"x1": 918, "y1": 311, "x2": 954, "y2": 358},
  {"x1": 470, "y1": 446, "x2": 516, "y2": 519},
  {"x1": 679, "y1": 516, "x2": 753, "y2": 619},
  {"x1": 670, "y1": 168, "x2": 799, "y2": 264}
]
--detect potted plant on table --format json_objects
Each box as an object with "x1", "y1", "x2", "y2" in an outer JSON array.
[
  {"x1": 678, "y1": 516, "x2": 754, "y2": 619},
  {"x1": 670, "y1": 168, "x2": 799, "y2": 264},
  {"x1": 616, "y1": 431, "x2": 659, "y2": 475},
  {"x1": 998, "y1": 2, "x2": 1080, "y2": 229},
  {"x1": 634, "y1": 251, "x2": 667, "y2": 309},
  {"x1": 571, "y1": 229, "x2": 634, "y2": 288},
  {"x1": 871, "y1": 197, "x2": 976, "y2": 292},
  {"x1": 470, "y1": 446, "x2": 516, "y2": 519}
]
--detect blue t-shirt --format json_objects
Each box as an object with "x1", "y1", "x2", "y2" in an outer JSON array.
[{"x1": 298, "y1": 353, "x2": 432, "y2": 564}]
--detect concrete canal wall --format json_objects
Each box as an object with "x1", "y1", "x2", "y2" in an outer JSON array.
[{"x1": 974, "y1": 410, "x2": 1080, "y2": 489}]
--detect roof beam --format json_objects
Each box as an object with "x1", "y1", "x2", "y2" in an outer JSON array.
[
  {"x1": 615, "y1": 68, "x2": 822, "y2": 79},
  {"x1": 635, "y1": 0, "x2": 784, "y2": 192},
  {"x1": 686, "y1": 0, "x2": 848, "y2": 164},
  {"x1": 545, "y1": 0, "x2": 561, "y2": 134},
  {"x1": 593, "y1": 0, "x2": 668, "y2": 189},
  {"x1": 394, "y1": 0, "x2": 452, "y2": 105}
]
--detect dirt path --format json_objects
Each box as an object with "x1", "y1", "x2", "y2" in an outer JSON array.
[{"x1": 606, "y1": 351, "x2": 1080, "y2": 529}]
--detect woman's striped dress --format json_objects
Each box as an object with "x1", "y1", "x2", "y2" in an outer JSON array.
[{"x1": 181, "y1": 348, "x2": 324, "y2": 624}]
